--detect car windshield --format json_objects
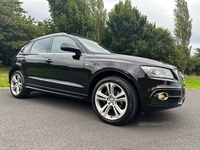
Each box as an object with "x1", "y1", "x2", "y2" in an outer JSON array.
[{"x1": 77, "y1": 37, "x2": 112, "y2": 54}]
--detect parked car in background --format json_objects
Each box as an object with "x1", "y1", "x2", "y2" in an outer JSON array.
[{"x1": 9, "y1": 33, "x2": 185, "y2": 125}]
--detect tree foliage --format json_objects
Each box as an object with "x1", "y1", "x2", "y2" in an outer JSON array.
[
  {"x1": 88, "y1": 0, "x2": 106, "y2": 43},
  {"x1": 174, "y1": 0, "x2": 192, "y2": 73},
  {"x1": 106, "y1": 0, "x2": 147, "y2": 55},
  {"x1": 48, "y1": 0, "x2": 94, "y2": 37},
  {"x1": 36, "y1": 18, "x2": 57, "y2": 35},
  {"x1": 185, "y1": 56, "x2": 200, "y2": 75},
  {"x1": 48, "y1": 0, "x2": 106, "y2": 41},
  {"x1": 0, "y1": 0, "x2": 51, "y2": 65},
  {"x1": 105, "y1": 0, "x2": 177, "y2": 65},
  {"x1": 0, "y1": 0, "x2": 26, "y2": 65},
  {"x1": 138, "y1": 23, "x2": 178, "y2": 65},
  {"x1": 194, "y1": 48, "x2": 200, "y2": 58}
]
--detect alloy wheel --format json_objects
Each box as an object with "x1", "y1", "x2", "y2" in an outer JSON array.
[
  {"x1": 11, "y1": 73, "x2": 22, "y2": 96},
  {"x1": 94, "y1": 82, "x2": 128, "y2": 120}
]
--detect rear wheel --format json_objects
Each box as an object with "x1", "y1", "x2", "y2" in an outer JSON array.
[
  {"x1": 92, "y1": 76, "x2": 138, "y2": 125},
  {"x1": 10, "y1": 71, "x2": 30, "y2": 98}
]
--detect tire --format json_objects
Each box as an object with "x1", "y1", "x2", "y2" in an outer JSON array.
[
  {"x1": 10, "y1": 71, "x2": 30, "y2": 98},
  {"x1": 92, "y1": 76, "x2": 138, "y2": 125}
]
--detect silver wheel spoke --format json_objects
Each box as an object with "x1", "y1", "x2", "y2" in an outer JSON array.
[
  {"x1": 105, "y1": 83, "x2": 111, "y2": 95},
  {"x1": 99, "y1": 103, "x2": 109, "y2": 113},
  {"x1": 12, "y1": 85, "x2": 16, "y2": 91},
  {"x1": 97, "y1": 97, "x2": 107, "y2": 102},
  {"x1": 115, "y1": 91, "x2": 126, "y2": 99},
  {"x1": 15, "y1": 74, "x2": 19, "y2": 82},
  {"x1": 12, "y1": 76, "x2": 17, "y2": 83},
  {"x1": 105, "y1": 83, "x2": 115, "y2": 96},
  {"x1": 114, "y1": 103, "x2": 124, "y2": 114},
  {"x1": 115, "y1": 97, "x2": 126, "y2": 103},
  {"x1": 113, "y1": 105, "x2": 120, "y2": 117},
  {"x1": 16, "y1": 86, "x2": 20, "y2": 94},
  {"x1": 104, "y1": 105, "x2": 111, "y2": 114},
  {"x1": 18, "y1": 82, "x2": 22, "y2": 89},
  {"x1": 96, "y1": 91, "x2": 108, "y2": 101}
]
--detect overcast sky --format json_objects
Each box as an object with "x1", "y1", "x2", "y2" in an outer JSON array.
[{"x1": 20, "y1": 0, "x2": 200, "y2": 54}]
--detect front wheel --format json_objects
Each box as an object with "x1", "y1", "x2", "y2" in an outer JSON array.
[
  {"x1": 10, "y1": 71, "x2": 30, "y2": 98},
  {"x1": 92, "y1": 76, "x2": 138, "y2": 125}
]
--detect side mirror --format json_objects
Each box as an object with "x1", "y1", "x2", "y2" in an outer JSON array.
[{"x1": 60, "y1": 43, "x2": 81, "y2": 55}]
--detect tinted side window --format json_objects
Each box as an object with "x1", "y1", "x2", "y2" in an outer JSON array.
[
  {"x1": 51, "y1": 36, "x2": 76, "y2": 53},
  {"x1": 30, "y1": 38, "x2": 51, "y2": 54},
  {"x1": 21, "y1": 42, "x2": 34, "y2": 54}
]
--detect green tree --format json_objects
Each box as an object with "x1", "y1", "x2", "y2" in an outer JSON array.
[
  {"x1": 174, "y1": 0, "x2": 192, "y2": 73},
  {"x1": 107, "y1": 0, "x2": 147, "y2": 55},
  {"x1": 137, "y1": 23, "x2": 178, "y2": 65},
  {"x1": 88, "y1": 0, "x2": 106, "y2": 43},
  {"x1": 1, "y1": 0, "x2": 23, "y2": 65},
  {"x1": 48, "y1": 0, "x2": 94, "y2": 37},
  {"x1": 36, "y1": 18, "x2": 57, "y2": 35},
  {"x1": 185, "y1": 56, "x2": 200, "y2": 75},
  {"x1": 0, "y1": 0, "x2": 44, "y2": 65},
  {"x1": 194, "y1": 48, "x2": 200, "y2": 58}
]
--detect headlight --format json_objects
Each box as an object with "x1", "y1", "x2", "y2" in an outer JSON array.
[{"x1": 141, "y1": 66, "x2": 174, "y2": 79}]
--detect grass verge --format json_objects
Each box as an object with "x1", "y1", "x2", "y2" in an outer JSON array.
[
  {"x1": 0, "y1": 67, "x2": 9, "y2": 88},
  {"x1": 184, "y1": 75, "x2": 200, "y2": 90}
]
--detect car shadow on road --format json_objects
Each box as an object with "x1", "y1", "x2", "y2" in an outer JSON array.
[
  {"x1": 26, "y1": 91, "x2": 183, "y2": 128},
  {"x1": 26, "y1": 91, "x2": 97, "y2": 119}
]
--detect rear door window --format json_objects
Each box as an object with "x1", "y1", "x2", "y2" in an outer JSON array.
[{"x1": 30, "y1": 38, "x2": 51, "y2": 54}]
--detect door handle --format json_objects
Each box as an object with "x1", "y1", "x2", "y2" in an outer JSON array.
[{"x1": 45, "y1": 58, "x2": 53, "y2": 63}]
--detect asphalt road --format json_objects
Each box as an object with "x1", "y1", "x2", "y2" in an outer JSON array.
[{"x1": 0, "y1": 89, "x2": 200, "y2": 150}]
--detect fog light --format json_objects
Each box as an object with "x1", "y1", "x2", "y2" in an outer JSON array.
[{"x1": 156, "y1": 92, "x2": 169, "y2": 101}]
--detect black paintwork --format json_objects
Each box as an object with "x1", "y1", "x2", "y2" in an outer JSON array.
[{"x1": 9, "y1": 33, "x2": 185, "y2": 112}]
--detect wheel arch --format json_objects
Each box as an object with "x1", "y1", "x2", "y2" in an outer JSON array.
[
  {"x1": 88, "y1": 69, "x2": 141, "y2": 106},
  {"x1": 9, "y1": 67, "x2": 21, "y2": 83}
]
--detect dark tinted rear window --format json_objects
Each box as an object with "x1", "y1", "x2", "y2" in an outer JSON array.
[{"x1": 30, "y1": 38, "x2": 51, "y2": 54}]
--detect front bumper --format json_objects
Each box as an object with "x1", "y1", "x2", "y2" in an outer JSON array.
[
  {"x1": 138, "y1": 70, "x2": 185, "y2": 112},
  {"x1": 144, "y1": 87, "x2": 185, "y2": 112}
]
